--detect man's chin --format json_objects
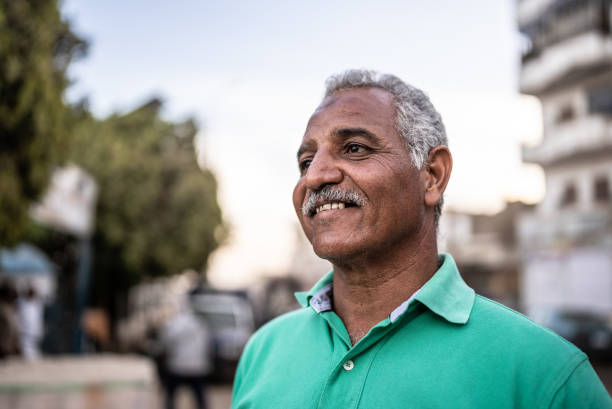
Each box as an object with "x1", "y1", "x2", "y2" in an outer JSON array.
[{"x1": 311, "y1": 240, "x2": 362, "y2": 263}]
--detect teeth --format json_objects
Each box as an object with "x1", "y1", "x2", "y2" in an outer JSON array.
[{"x1": 315, "y1": 202, "x2": 347, "y2": 214}]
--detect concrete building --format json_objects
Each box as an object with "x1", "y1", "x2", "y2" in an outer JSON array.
[
  {"x1": 517, "y1": 0, "x2": 612, "y2": 320},
  {"x1": 439, "y1": 202, "x2": 534, "y2": 310}
]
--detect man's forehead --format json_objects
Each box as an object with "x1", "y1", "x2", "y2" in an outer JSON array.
[
  {"x1": 305, "y1": 87, "x2": 395, "y2": 135},
  {"x1": 313, "y1": 87, "x2": 394, "y2": 115}
]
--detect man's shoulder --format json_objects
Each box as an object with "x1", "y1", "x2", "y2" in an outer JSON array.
[
  {"x1": 470, "y1": 294, "x2": 585, "y2": 359},
  {"x1": 468, "y1": 296, "x2": 612, "y2": 408}
]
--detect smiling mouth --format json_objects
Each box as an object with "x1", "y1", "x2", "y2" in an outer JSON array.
[
  {"x1": 315, "y1": 201, "x2": 357, "y2": 215},
  {"x1": 302, "y1": 186, "x2": 366, "y2": 216}
]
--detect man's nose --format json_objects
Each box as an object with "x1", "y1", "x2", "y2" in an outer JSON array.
[{"x1": 304, "y1": 150, "x2": 343, "y2": 190}]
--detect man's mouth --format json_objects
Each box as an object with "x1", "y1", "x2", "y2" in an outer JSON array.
[
  {"x1": 316, "y1": 201, "x2": 348, "y2": 214},
  {"x1": 301, "y1": 186, "x2": 366, "y2": 217},
  {"x1": 313, "y1": 200, "x2": 361, "y2": 216}
]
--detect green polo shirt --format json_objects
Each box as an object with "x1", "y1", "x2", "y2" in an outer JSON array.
[{"x1": 232, "y1": 254, "x2": 611, "y2": 408}]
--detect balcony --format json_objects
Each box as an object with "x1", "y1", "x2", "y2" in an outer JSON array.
[
  {"x1": 522, "y1": 114, "x2": 612, "y2": 165},
  {"x1": 520, "y1": 30, "x2": 612, "y2": 94},
  {"x1": 518, "y1": 206, "x2": 612, "y2": 250},
  {"x1": 517, "y1": 0, "x2": 557, "y2": 27}
]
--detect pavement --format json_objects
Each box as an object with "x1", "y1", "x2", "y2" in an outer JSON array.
[{"x1": 0, "y1": 354, "x2": 232, "y2": 409}]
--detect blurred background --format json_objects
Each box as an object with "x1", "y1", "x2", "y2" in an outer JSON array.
[{"x1": 0, "y1": 0, "x2": 611, "y2": 407}]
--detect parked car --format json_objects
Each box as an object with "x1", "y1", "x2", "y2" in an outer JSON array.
[
  {"x1": 189, "y1": 289, "x2": 255, "y2": 381},
  {"x1": 539, "y1": 309, "x2": 612, "y2": 363}
]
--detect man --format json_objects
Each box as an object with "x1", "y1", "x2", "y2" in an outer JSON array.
[
  {"x1": 231, "y1": 70, "x2": 611, "y2": 408},
  {"x1": 158, "y1": 297, "x2": 212, "y2": 409},
  {"x1": 18, "y1": 285, "x2": 43, "y2": 360}
]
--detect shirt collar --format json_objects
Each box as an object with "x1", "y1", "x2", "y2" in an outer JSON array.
[
  {"x1": 413, "y1": 254, "x2": 475, "y2": 324},
  {"x1": 294, "y1": 253, "x2": 475, "y2": 325},
  {"x1": 295, "y1": 271, "x2": 334, "y2": 310}
]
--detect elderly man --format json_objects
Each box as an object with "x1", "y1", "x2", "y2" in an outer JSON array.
[{"x1": 231, "y1": 70, "x2": 611, "y2": 408}]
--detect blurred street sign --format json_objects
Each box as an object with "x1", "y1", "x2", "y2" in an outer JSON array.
[{"x1": 30, "y1": 164, "x2": 98, "y2": 237}]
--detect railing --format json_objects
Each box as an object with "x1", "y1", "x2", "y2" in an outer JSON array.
[
  {"x1": 519, "y1": 0, "x2": 610, "y2": 61},
  {"x1": 522, "y1": 115, "x2": 612, "y2": 165},
  {"x1": 518, "y1": 206, "x2": 612, "y2": 249}
]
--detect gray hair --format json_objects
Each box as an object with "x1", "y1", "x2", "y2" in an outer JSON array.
[{"x1": 324, "y1": 69, "x2": 448, "y2": 223}]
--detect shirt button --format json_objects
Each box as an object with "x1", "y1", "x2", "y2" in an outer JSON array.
[{"x1": 342, "y1": 360, "x2": 354, "y2": 371}]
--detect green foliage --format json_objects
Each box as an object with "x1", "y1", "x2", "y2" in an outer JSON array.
[
  {"x1": 71, "y1": 99, "x2": 226, "y2": 295},
  {"x1": 0, "y1": 0, "x2": 225, "y2": 309},
  {"x1": 0, "y1": 0, "x2": 87, "y2": 245}
]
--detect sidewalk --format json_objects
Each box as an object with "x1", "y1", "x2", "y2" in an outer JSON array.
[
  {"x1": 0, "y1": 354, "x2": 232, "y2": 409},
  {"x1": 0, "y1": 354, "x2": 155, "y2": 409}
]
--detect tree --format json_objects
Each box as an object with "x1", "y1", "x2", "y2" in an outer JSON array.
[
  {"x1": 0, "y1": 0, "x2": 87, "y2": 245},
  {"x1": 70, "y1": 99, "x2": 226, "y2": 309},
  {"x1": 0, "y1": 0, "x2": 225, "y2": 349}
]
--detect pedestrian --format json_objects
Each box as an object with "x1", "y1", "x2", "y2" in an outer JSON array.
[
  {"x1": 159, "y1": 297, "x2": 213, "y2": 409},
  {"x1": 17, "y1": 284, "x2": 43, "y2": 361}
]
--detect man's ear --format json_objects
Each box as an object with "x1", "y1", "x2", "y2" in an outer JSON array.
[{"x1": 423, "y1": 146, "x2": 452, "y2": 208}]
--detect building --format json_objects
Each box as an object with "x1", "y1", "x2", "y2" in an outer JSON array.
[
  {"x1": 439, "y1": 202, "x2": 534, "y2": 310},
  {"x1": 517, "y1": 0, "x2": 612, "y2": 320}
]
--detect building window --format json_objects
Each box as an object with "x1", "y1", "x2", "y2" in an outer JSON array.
[
  {"x1": 594, "y1": 176, "x2": 610, "y2": 202},
  {"x1": 556, "y1": 105, "x2": 575, "y2": 123},
  {"x1": 600, "y1": 0, "x2": 611, "y2": 34},
  {"x1": 588, "y1": 86, "x2": 612, "y2": 115},
  {"x1": 560, "y1": 183, "x2": 577, "y2": 207}
]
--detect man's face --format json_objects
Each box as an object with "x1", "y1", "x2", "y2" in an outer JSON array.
[{"x1": 292, "y1": 87, "x2": 427, "y2": 262}]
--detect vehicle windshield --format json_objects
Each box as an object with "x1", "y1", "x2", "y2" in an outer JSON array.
[{"x1": 198, "y1": 311, "x2": 237, "y2": 329}]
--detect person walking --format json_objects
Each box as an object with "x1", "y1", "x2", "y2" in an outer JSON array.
[
  {"x1": 159, "y1": 297, "x2": 213, "y2": 409},
  {"x1": 17, "y1": 285, "x2": 43, "y2": 361}
]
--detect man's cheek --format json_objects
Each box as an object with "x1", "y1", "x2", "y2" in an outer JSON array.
[
  {"x1": 292, "y1": 184, "x2": 306, "y2": 215},
  {"x1": 299, "y1": 219, "x2": 314, "y2": 243}
]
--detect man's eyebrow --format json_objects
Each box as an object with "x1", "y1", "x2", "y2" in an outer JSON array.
[
  {"x1": 296, "y1": 127, "x2": 382, "y2": 159},
  {"x1": 297, "y1": 140, "x2": 315, "y2": 160},
  {"x1": 332, "y1": 127, "x2": 382, "y2": 144}
]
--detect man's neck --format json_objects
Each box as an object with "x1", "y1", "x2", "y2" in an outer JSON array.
[{"x1": 331, "y1": 240, "x2": 439, "y2": 345}]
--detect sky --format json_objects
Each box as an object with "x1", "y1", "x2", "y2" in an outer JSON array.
[{"x1": 61, "y1": 0, "x2": 544, "y2": 288}]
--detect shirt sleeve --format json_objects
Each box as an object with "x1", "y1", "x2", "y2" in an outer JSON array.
[{"x1": 549, "y1": 358, "x2": 612, "y2": 409}]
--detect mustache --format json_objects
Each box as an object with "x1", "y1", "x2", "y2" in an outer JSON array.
[{"x1": 301, "y1": 186, "x2": 366, "y2": 216}]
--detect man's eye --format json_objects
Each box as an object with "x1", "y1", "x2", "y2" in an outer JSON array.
[
  {"x1": 345, "y1": 143, "x2": 368, "y2": 155},
  {"x1": 299, "y1": 159, "x2": 312, "y2": 172}
]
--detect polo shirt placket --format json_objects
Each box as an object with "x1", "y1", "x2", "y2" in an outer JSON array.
[{"x1": 302, "y1": 275, "x2": 431, "y2": 409}]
